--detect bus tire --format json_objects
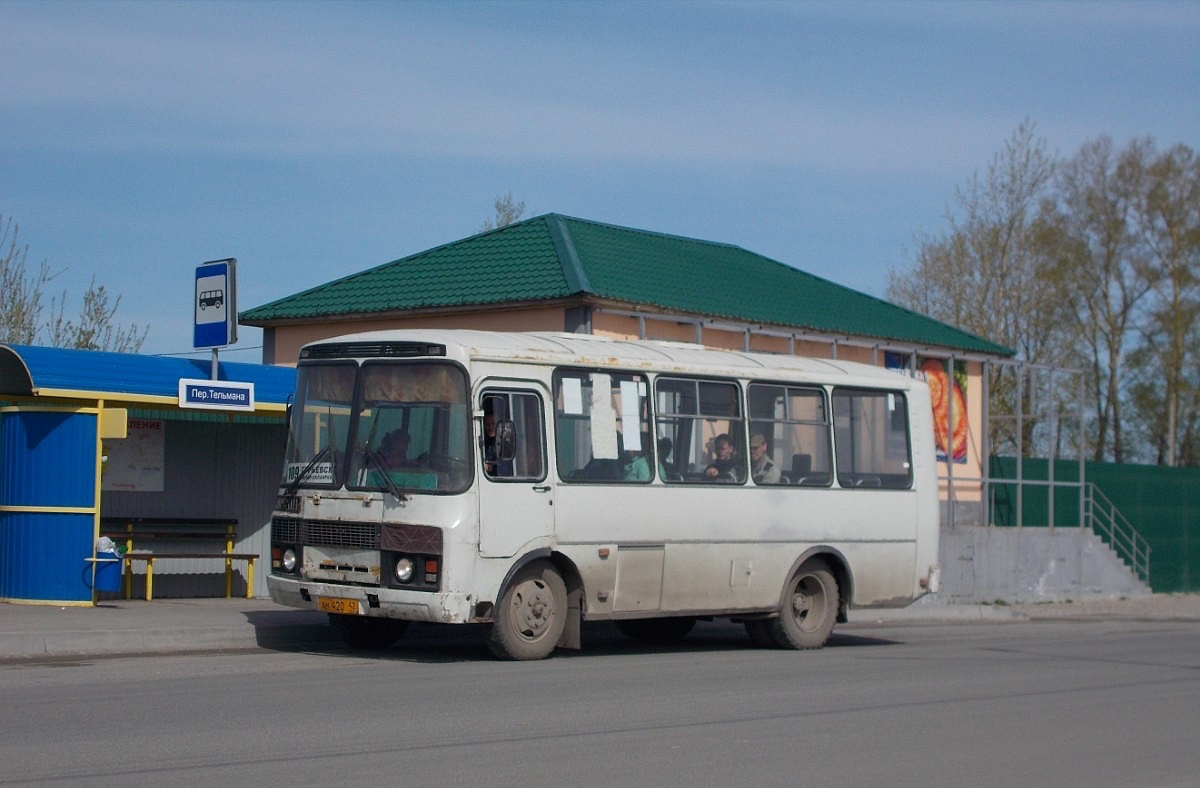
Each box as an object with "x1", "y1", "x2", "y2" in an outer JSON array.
[
  {"x1": 328, "y1": 614, "x2": 408, "y2": 650},
  {"x1": 487, "y1": 560, "x2": 567, "y2": 660},
  {"x1": 615, "y1": 616, "x2": 696, "y2": 643},
  {"x1": 769, "y1": 559, "x2": 838, "y2": 650}
]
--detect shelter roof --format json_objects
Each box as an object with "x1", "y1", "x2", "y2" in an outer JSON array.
[
  {"x1": 0, "y1": 344, "x2": 295, "y2": 413},
  {"x1": 241, "y1": 213, "x2": 1013, "y2": 357}
]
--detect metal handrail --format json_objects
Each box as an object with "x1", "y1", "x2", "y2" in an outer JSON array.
[
  {"x1": 974, "y1": 472, "x2": 1151, "y2": 587},
  {"x1": 1084, "y1": 482, "x2": 1152, "y2": 585}
]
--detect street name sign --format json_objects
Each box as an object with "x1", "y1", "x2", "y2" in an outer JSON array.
[{"x1": 178, "y1": 378, "x2": 255, "y2": 412}]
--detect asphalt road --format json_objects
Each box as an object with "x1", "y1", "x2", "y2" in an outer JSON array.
[{"x1": 2, "y1": 618, "x2": 1198, "y2": 788}]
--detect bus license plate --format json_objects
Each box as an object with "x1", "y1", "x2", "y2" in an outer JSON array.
[{"x1": 317, "y1": 596, "x2": 360, "y2": 615}]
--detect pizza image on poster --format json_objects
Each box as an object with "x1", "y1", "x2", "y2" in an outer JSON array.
[{"x1": 920, "y1": 358, "x2": 968, "y2": 463}]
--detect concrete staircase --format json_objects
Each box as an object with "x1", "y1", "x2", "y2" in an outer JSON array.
[{"x1": 936, "y1": 524, "x2": 1151, "y2": 603}]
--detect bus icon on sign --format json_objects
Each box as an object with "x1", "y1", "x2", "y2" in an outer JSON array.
[{"x1": 198, "y1": 289, "x2": 224, "y2": 309}]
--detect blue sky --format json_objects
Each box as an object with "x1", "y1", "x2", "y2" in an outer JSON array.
[{"x1": 2, "y1": 0, "x2": 1197, "y2": 358}]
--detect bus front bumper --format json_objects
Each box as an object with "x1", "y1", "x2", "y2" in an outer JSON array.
[{"x1": 267, "y1": 574, "x2": 475, "y2": 624}]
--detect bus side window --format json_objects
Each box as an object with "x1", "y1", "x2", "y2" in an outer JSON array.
[
  {"x1": 832, "y1": 388, "x2": 912, "y2": 489},
  {"x1": 655, "y1": 377, "x2": 744, "y2": 483},
  {"x1": 747, "y1": 383, "x2": 832, "y2": 487},
  {"x1": 482, "y1": 391, "x2": 545, "y2": 481},
  {"x1": 554, "y1": 369, "x2": 651, "y2": 483}
]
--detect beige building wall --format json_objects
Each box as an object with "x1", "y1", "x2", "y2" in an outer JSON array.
[
  {"x1": 832, "y1": 345, "x2": 874, "y2": 365},
  {"x1": 267, "y1": 307, "x2": 566, "y2": 366},
  {"x1": 746, "y1": 334, "x2": 791, "y2": 355}
]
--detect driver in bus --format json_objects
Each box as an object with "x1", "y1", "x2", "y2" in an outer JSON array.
[{"x1": 379, "y1": 429, "x2": 419, "y2": 469}]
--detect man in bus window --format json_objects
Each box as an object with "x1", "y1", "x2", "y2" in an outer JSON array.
[
  {"x1": 483, "y1": 411, "x2": 514, "y2": 477},
  {"x1": 705, "y1": 433, "x2": 742, "y2": 481},
  {"x1": 749, "y1": 433, "x2": 781, "y2": 484}
]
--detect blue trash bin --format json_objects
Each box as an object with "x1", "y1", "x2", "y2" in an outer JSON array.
[{"x1": 93, "y1": 551, "x2": 122, "y2": 593}]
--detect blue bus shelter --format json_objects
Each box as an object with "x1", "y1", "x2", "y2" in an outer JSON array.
[{"x1": 0, "y1": 345, "x2": 294, "y2": 605}]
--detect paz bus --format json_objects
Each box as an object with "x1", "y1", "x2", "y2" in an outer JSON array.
[{"x1": 266, "y1": 330, "x2": 940, "y2": 659}]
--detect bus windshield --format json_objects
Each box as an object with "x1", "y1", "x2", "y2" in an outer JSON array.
[
  {"x1": 283, "y1": 362, "x2": 355, "y2": 488},
  {"x1": 283, "y1": 360, "x2": 472, "y2": 493}
]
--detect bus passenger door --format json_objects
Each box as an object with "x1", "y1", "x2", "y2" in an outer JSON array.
[{"x1": 477, "y1": 385, "x2": 554, "y2": 558}]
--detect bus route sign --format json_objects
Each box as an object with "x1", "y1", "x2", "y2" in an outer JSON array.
[{"x1": 193, "y1": 257, "x2": 238, "y2": 349}]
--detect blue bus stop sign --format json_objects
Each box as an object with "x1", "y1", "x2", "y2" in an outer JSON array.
[{"x1": 193, "y1": 258, "x2": 237, "y2": 349}]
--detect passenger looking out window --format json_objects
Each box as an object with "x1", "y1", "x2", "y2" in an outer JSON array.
[
  {"x1": 705, "y1": 433, "x2": 742, "y2": 481},
  {"x1": 749, "y1": 433, "x2": 781, "y2": 484}
]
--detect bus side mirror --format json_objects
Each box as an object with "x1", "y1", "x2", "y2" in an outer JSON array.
[{"x1": 496, "y1": 420, "x2": 517, "y2": 461}]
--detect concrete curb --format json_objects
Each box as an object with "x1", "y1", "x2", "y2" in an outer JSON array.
[
  {"x1": 848, "y1": 604, "x2": 1027, "y2": 626},
  {"x1": 2, "y1": 623, "x2": 339, "y2": 660}
]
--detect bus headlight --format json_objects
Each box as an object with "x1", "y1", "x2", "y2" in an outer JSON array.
[
  {"x1": 281, "y1": 547, "x2": 297, "y2": 573},
  {"x1": 394, "y1": 556, "x2": 415, "y2": 584}
]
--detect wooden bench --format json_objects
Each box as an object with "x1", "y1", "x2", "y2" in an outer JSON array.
[{"x1": 99, "y1": 517, "x2": 258, "y2": 601}]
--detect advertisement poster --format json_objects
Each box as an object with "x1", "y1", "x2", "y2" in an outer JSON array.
[
  {"x1": 102, "y1": 418, "x2": 165, "y2": 491},
  {"x1": 886, "y1": 353, "x2": 968, "y2": 464}
]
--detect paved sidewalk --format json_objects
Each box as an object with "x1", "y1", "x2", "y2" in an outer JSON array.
[
  {"x1": 0, "y1": 598, "x2": 335, "y2": 660},
  {"x1": 1, "y1": 594, "x2": 1197, "y2": 661}
]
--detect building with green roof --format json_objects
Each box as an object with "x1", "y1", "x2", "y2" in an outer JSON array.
[
  {"x1": 241, "y1": 213, "x2": 1012, "y2": 367},
  {"x1": 242, "y1": 213, "x2": 1010, "y2": 506}
]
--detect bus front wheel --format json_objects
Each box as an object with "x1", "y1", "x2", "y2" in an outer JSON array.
[
  {"x1": 487, "y1": 560, "x2": 567, "y2": 660},
  {"x1": 769, "y1": 560, "x2": 838, "y2": 649}
]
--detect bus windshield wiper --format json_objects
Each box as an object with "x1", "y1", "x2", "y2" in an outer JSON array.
[{"x1": 364, "y1": 446, "x2": 409, "y2": 502}]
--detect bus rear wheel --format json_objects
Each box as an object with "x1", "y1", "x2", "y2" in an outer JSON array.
[
  {"x1": 328, "y1": 614, "x2": 408, "y2": 650},
  {"x1": 769, "y1": 559, "x2": 838, "y2": 649},
  {"x1": 487, "y1": 560, "x2": 567, "y2": 660}
]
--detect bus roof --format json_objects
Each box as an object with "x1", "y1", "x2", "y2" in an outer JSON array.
[{"x1": 302, "y1": 330, "x2": 919, "y2": 389}]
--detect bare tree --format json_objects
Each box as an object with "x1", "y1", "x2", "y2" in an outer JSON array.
[
  {"x1": 0, "y1": 214, "x2": 148, "y2": 352},
  {"x1": 1127, "y1": 143, "x2": 1200, "y2": 465},
  {"x1": 1038, "y1": 137, "x2": 1157, "y2": 462},
  {"x1": 888, "y1": 121, "x2": 1066, "y2": 455},
  {"x1": 479, "y1": 192, "x2": 526, "y2": 232},
  {"x1": 0, "y1": 215, "x2": 53, "y2": 344},
  {"x1": 46, "y1": 276, "x2": 148, "y2": 353},
  {"x1": 890, "y1": 122, "x2": 1063, "y2": 357}
]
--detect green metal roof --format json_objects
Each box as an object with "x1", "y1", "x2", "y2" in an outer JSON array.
[{"x1": 241, "y1": 214, "x2": 1012, "y2": 356}]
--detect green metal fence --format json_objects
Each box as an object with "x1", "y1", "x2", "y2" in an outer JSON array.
[{"x1": 990, "y1": 457, "x2": 1199, "y2": 593}]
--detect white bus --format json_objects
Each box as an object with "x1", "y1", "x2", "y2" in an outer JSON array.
[{"x1": 267, "y1": 330, "x2": 940, "y2": 659}]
